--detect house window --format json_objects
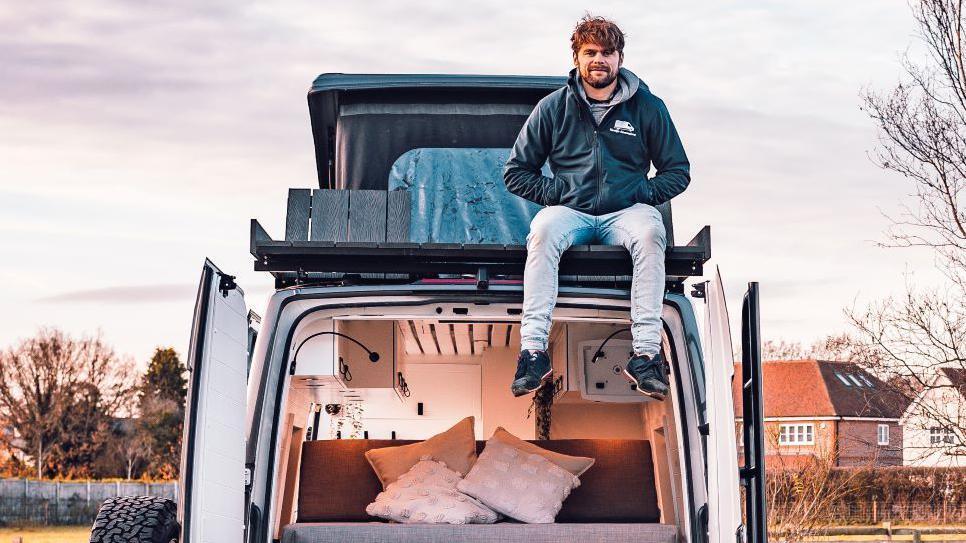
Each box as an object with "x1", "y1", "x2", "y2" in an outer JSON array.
[
  {"x1": 779, "y1": 423, "x2": 815, "y2": 445},
  {"x1": 929, "y1": 426, "x2": 957, "y2": 446},
  {"x1": 877, "y1": 424, "x2": 889, "y2": 446}
]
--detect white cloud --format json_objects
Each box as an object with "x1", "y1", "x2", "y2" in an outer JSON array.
[{"x1": 0, "y1": 0, "x2": 940, "y2": 362}]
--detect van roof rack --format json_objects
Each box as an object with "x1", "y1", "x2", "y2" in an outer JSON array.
[{"x1": 250, "y1": 189, "x2": 710, "y2": 291}]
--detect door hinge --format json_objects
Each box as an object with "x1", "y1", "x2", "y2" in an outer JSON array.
[
  {"x1": 690, "y1": 282, "x2": 706, "y2": 299},
  {"x1": 739, "y1": 466, "x2": 759, "y2": 480},
  {"x1": 244, "y1": 467, "x2": 252, "y2": 487},
  {"x1": 219, "y1": 273, "x2": 238, "y2": 297}
]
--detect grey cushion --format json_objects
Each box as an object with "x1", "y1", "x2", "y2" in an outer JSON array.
[{"x1": 281, "y1": 522, "x2": 677, "y2": 543}]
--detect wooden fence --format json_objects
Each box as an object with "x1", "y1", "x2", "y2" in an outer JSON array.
[
  {"x1": 0, "y1": 478, "x2": 177, "y2": 526},
  {"x1": 770, "y1": 500, "x2": 966, "y2": 525}
]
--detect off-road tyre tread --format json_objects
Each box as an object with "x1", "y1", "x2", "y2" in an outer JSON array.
[{"x1": 89, "y1": 495, "x2": 179, "y2": 543}]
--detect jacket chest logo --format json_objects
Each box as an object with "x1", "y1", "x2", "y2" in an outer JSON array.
[{"x1": 609, "y1": 119, "x2": 636, "y2": 136}]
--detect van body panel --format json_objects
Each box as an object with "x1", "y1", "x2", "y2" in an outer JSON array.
[
  {"x1": 663, "y1": 293, "x2": 709, "y2": 543},
  {"x1": 242, "y1": 285, "x2": 710, "y2": 543},
  {"x1": 705, "y1": 268, "x2": 742, "y2": 543}
]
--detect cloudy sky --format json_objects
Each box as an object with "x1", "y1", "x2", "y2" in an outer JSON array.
[{"x1": 0, "y1": 1, "x2": 940, "y2": 367}]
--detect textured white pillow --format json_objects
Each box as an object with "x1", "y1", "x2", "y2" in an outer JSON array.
[
  {"x1": 457, "y1": 440, "x2": 581, "y2": 523},
  {"x1": 365, "y1": 457, "x2": 499, "y2": 525}
]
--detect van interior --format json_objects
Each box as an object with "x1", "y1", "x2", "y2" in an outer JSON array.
[{"x1": 269, "y1": 306, "x2": 689, "y2": 541}]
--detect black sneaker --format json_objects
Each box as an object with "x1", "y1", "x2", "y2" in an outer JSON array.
[
  {"x1": 623, "y1": 353, "x2": 669, "y2": 400},
  {"x1": 510, "y1": 350, "x2": 553, "y2": 397}
]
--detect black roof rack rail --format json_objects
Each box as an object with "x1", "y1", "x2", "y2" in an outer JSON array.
[
  {"x1": 251, "y1": 188, "x2": 710, "y2": 289},
  {"x1": 250, "y1": 219, "x2": 710, "y2": 290}
]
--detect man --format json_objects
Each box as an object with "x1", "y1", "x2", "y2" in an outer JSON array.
[{"x1": 503, "y1": 15, "x2": 690, "y2": 400}]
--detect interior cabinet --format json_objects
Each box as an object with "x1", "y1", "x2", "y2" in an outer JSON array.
[
  {"x1": 291, "y1": 318, "x2": 406, "y2": 399},
  {"x1": 334, "y1": 319, "x2": 401, "y2": 392}
]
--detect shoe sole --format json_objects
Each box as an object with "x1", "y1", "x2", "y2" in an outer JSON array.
[
  {"x1": 511, "y1": 368, "x2": 554, "y2": 397},
  {"x1": 622, "y1": 368, "x2": 667, "y2": 401}
]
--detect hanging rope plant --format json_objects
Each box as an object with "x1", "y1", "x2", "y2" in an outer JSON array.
[{"x1": 528, "y1": 375, "x2": 564, "y2": 440}]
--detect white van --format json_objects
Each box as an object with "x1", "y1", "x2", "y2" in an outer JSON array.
[{"x1": 90, "y1": 74, "x2": 767, "y2": 543}]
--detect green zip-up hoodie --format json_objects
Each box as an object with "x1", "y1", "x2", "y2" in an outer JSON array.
[{"x1": 503, "y1": 67, "x2": 690, "y2": 215}]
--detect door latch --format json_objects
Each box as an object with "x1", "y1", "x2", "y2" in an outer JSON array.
[{"x1": 218, "y1": 273, "x2": 238, "y2": 297}]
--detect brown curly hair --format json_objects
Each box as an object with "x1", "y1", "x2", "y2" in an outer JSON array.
[{"x1": 570, "y1": 14, "x2": 625, "y2": 59}]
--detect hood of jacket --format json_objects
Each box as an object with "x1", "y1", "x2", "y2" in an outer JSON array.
[{"x1": 568, "y1": 66, "x2": 645, "y2": 108}]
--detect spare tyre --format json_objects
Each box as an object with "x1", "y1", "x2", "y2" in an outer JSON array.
[{"x1": 89, "y1": 495, "x2": 179, "y2": 543}]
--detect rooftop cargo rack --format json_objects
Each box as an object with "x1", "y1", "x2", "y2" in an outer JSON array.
[{"x1": 250, "y1": 188, "x2": 710, "y2": 291}]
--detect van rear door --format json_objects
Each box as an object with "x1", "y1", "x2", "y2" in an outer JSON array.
[
  {"x1": 179, "y1": 260, "x2": 249, "y2": 542},
  {"x1": 704, "y1": 268, "x2": 742, "y2": 543},
  {"x1": 739, "y1": 283, "x2": 767, "y2": 543},
  {"x1": 706, "y1": 274, "x2": 767, "y2": 543}
]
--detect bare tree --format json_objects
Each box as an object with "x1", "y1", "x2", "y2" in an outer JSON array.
[
  {"x1": 120, "y1": 428, "x2": 151, "y2": 481},
  {"x1": 763, "y1": 425, "x2": 871, "y2": 542},
  {"x1": 857, "y1": 0, "x2": 966, "y2": 462},
  {"x1": 863, "y1": 0, "x2": 966, "y2": 277},
  {"x1": 0, "y1": 327, "x2": 137, "y2": 478},
  {"x1": 758, "y1": 340, "x2": 808, "y2": 361},
  {"x1": 739, "y1": 335, "x2": 865, "y2": 363}
]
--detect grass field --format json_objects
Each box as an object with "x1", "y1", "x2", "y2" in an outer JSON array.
[
  {"x1": 0, "y1": 526, "x2": 91, "y2": 543},
  {"x1": 807, "y1": 536, "x2": 966, "y2": 542}
]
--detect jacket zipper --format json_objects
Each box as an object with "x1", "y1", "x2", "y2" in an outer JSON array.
[
  {"x1": 593, "y1": 129, "x2": 601, "y2": 215},
  {"x1": 571, "y1": 92, "x2": 603, "y2": 215},
  {"x1": 571, "y1": 86, "x2": 623, "y2": 215},
  {"x1": 594, "y1": 105, "x2": 621, "y2": 215}
]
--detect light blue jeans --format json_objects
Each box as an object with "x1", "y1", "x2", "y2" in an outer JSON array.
[{"x1": 520, "y1": 203, "x2": 667, "y2": 357}]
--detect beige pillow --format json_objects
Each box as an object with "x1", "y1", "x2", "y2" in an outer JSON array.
[
  {"x1": 491, "y1": 427, "x2": 595, "y2": 476},
  {"x1": 366, "y1": 458, "x2": 499, "y2": 524},
  {"x1": 457, "y1": 440, "x2": 581, "y2": 523},
  {"x1": 365, "y1": 416, "x2": 478, "y2": 489}
]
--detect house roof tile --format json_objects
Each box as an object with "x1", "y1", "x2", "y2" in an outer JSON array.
[
  {"x1": 939, "y1": 367, "x2": 966, "y2": 397},
  {"x1": 733, "y1": 359, "x2": 908, "y2": 419}
]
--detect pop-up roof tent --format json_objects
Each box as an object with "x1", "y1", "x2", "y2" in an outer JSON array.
[
  {"x1": 307, "y1": 74, "x2": 572, "y2": 245},
  {"x1": 307, "y1": 73, "x2": 565, "y2": 191},
  {"x1": 248, "y1": 73, "x2": 709, "y2": 288}
]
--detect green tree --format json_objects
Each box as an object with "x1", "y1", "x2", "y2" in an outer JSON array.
[
  {"x1": 137, "y1": 347, "x2": 187, "y2": 479},
  {"x1": 142, "y1": 347, "x2": 187, "y2": 404}
]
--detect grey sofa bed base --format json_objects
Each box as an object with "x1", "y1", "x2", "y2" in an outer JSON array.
[{"x1": 281, "y1": 522, "x2": 678, "y2": 543}]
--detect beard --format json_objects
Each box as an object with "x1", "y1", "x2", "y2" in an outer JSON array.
[{"x1": 582, "y1": 64, "x2": 619, "y2": 89}]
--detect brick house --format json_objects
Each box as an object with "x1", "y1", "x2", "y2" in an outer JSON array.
[
  {"x1": 900, "y1": 367, "x2": 966, "y2": 467},
  {"x1": 733, "y1": 359, "x2": 908, "y2": 468}
]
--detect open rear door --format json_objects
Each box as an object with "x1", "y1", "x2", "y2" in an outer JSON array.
[
  {"x1": 704, "y1": 268, "x2": 741, "y2": 543},
  {"x1": 179, "y1": 260, "x2": 249, "y2": 542},
  {"x1": 739, "y1": 282, "x2": 767, "y2": 543}
]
